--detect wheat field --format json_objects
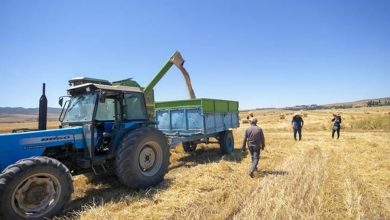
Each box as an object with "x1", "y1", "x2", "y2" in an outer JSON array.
[{"x1": 0, "y1": 106, "x2": 389, "y2": 219}]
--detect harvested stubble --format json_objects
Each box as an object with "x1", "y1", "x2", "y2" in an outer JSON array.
[
  {"x1": 2, "y1": 106, "x2": 387, "y2": 220},
  {"x1": 58, "y1": 129, "x2": 388, "y2": 220}
]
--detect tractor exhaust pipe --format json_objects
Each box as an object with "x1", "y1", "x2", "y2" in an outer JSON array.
[{"x1": 38, "y1": 83, "x2": 47, "y2": 130}]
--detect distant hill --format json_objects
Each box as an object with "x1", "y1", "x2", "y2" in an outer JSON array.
[
  {"x1": 0, "y1": 107, "x2": 61, "y2": 123},
  {"x1": 0, "y1": 107, "x2": 61, "y2": 115},
  {"x1": 240, "y1": 97, "x2": 390, "y2": 112},
  {"x1": 324, "y1": 97, "x2": 390, "y2": 107},
  {"x1": 284, "y1": 97, "x2": 390, "y2": 111},
  {"x1": 2, "y1": 97, "x2": 389, "y2": 115}
]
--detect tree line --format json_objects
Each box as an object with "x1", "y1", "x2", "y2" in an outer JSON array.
[{"x1": 367, "y1": 100, "x2": 390, "y2": 107}]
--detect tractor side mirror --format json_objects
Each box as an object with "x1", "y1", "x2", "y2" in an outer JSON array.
[
  {"x1": 59, "y1": 97, "x2": 64, "y2": 107},
  {"x1": 99, "y1": 91, "x2": 107, "y2": 103},
  {"x1": 59, "y1": 96, "x2": 70, "y2": 107}
]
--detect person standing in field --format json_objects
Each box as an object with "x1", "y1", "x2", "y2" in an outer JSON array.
[
  {"x1": 291, "y1": 112, "x2": 304, "y2": 141},
  {"x1": 241, "y1": 118, "x2": 265, "y2": 178},
  {"x1": 332, "y1": 113, "x2": 342, "y2": 139}
]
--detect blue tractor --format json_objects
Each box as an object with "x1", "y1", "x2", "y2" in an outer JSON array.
[{"x1": 0, "y1": 52, "x2": 195, "y2": 219}]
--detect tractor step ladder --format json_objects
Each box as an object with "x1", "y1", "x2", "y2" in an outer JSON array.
[
  {"x1": 91, "y1": 155, "x2": 107, "y2": 175},
  {"x1": 91, "y1": 163, "x2": 107, "y2": 176}
]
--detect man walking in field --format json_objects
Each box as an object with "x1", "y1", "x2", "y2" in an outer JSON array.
[
  {"x1": 332, "y1": 113, "x2": 342, "y2": 139},
  {"x1": 291, "y1": 112, "x2": 304, "y2": 141},
  {"x1": 242, "y1": 118, "x2": 265, "y2": 178}
]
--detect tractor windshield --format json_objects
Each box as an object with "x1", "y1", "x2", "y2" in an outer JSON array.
[{"x1": 63, "y1": 93, "x2": 97, "y2": 122}]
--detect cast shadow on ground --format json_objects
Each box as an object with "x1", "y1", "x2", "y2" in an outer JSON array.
[
  {"x1": 58, "y1": 146, "x2": 259, "y2": 218},
  {"x1": 169, "y1": 147, "x2": 244, "y2": 171},
  {"x1": 58, "y1": 173, "x2": 172, "y2": 218}
]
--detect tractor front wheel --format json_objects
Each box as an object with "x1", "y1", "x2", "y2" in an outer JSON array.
[
  {"x1": 115, "y1": 127, "x2": 170, "y2": 188},
  {"x1": 0, "y1": 157, "x2": 73, "y2": 220}
]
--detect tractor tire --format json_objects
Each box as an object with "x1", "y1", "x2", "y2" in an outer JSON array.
[
  {"x1": 115, "y1": 127, "x2": 170, "y2": 188},
  {"x1": 182, "y1": 142, "x2": 198, "y2": 153},
  {"x1": 218, "y1": 130, "x2": 234, "y2": 154},
  {"x1": 0, "y1": 156, "x2": 73, "y2": 220}
]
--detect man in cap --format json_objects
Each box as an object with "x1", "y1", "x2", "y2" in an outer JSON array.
[
  {"x1": 291, "y1": 112, "x2": 304, "y2": 141},
  {"x1": 331, "y1": 113, "x2": 342, "y2": 139},
  {"x1": 241, "y1": 118, "x2": 266, "y2": 178},
  {"x1": 246, "y1": 112, "x2": 255, "y2": 122}
]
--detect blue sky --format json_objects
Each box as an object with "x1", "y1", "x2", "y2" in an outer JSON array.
[{"x1": 0, "y1": 0, "x2": 389, "y2": 110}]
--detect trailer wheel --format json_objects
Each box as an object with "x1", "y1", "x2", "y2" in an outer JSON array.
[
  {"x1": 219, "y1": 130, "x2": 234, "y2": 154},
  {"x1": 182, "y1": 142, "x2": 198, "y2": 153},
  {"x1": 115, "y1": 127, "x2": 170, "y2": 188},
  {"x1": 0, "y1": 157, "x2": 73, "y2": 220}
]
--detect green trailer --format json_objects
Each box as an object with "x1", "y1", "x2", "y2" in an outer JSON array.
[{"x1": 155, "y1": 98, "x2": 239, "y2": 154}]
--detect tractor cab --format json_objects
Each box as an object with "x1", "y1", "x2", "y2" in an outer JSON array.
[
  {"x1": 60, "y1": 81, "x2": 148, "y2": 126},
  {"x1": 59, "y1": 78, "x2": 150, "y2": 169}
]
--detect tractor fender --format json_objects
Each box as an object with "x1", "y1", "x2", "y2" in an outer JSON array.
[{"x1": 110, "y1": 120, "x2": 150, "y2": 155}]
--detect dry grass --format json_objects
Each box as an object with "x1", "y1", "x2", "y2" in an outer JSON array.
[
  {"x1": 0, "y1": 113, "x2": 59, "y2": 133},
  {"x1": 1, "y1": 106, "x2": 389, "y2": 219},
  {"x1": 350, "y1": 115, "x2": 390, "y2": 130},
  {"x1": 0, "y1": 121, "x2": 59, "y2": 133}
]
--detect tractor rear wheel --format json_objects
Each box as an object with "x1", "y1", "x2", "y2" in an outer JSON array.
[
  {"x1": 0, "y1": 156, "x2": 73, "y2": 220},
  {"x1": 115, "y1": 127, "x2": 170, "y2": 188},
  {"x1": 182, "y1": 142, "x2": 197, "y2": 153},
  {"x1": 218, "y1": 130, "x2": 234, "y2": 154}
]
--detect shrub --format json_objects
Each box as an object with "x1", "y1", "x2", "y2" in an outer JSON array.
[{"x1": 350, "y1": 116, "x2": 390, "y2": 130}]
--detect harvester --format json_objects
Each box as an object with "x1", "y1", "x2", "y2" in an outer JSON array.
[{"x1": 0, "y1": 51, "x2": 239, "y2": 220}]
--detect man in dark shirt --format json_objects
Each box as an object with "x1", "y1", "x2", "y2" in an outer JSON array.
[
  {"x1": 332, "y1": 113, "x2": 342, "y2": 139},
  {"x1": 291, "y1": 113, "x2": 304, "y2": 141},
  {"x1": 242, "y1": 118, "x2": 265, "y2": 178}
]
